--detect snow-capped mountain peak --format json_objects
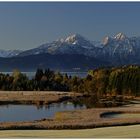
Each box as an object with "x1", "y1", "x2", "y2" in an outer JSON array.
[
  {"x1": 18, "y1": 33, "x2": 97, "y2": 57},
  {"x1": 0, "y1": 49, "x2": 22, "y2": 58},
  {"x1": 102, "y1": 36, "x2": 111, "y2": 45},
  {"x1": 65, "y1": 33, "x2": 87, "y2": 44},
  {"x1": 114, "y1": 32, "x2": 127, "y2": 40},
  {"x1": 15, "y1": 32, "x2": 140, "y2": 66}
]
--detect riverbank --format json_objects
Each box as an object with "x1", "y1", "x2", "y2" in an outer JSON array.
[
  {"x1": 0, "y1": 124, "x2": 140, "y2": 138},
  {"x1": 0, "y1": 104, "x2": 140, "y2": 130},
  {"x1": 0, "y1": 91, "x2": 140, "y2": 130},
  {"x1": 0, "y1": 91, "x2": 83, "y2": 105}
]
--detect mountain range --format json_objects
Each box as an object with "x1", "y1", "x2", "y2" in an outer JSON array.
[
  {"x1": 0, "y1": 33, "x2": 140, "y2": 71},
  {"x1": 0, "y1": 49, "x2": 22, "y2": 58}
]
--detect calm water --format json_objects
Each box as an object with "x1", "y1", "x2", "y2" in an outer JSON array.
[
  {"x1": 0, "y1": 102, "x2": 86, "y2": 122},
  {"x1": 0, "y1": 96, "x2": 125, "y2": 122},
  {"x1": 2, "y1": 71, "x2": 87, "y2": 79},
  {"x1": 101, "y1": 112, "x2": 140, "y2": 119}
]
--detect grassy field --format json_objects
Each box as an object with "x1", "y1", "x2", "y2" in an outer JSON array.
[
  {"x1": 0, "y1": 91, "x2": 83, "y2": 107},
  {"x1": 0, "y1": 125, "x2": 140, "y2": 138}
]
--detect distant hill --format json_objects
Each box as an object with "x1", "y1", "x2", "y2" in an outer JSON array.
[{"x1": 0, "y1": 53, "x2": 109, "y2": 71}]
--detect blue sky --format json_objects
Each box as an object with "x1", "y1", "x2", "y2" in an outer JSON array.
[{"x1": 0, "y1": 2, "x2": 140, "y2": 50}]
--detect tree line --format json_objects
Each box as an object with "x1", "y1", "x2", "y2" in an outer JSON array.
[{"x1": 0, "y1": 65, "x2": 139, "y2": 97}]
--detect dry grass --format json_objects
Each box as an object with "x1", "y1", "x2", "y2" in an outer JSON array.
[
  {"x1": 0, "y1": 91, "x2": 140, "y2": 130},
  {"x1": 0, "y1": 125, "x2": 140, "y2": 138},
  {"x1": 0, "y1": 106, "x2": 140, "y2": 130},
  {"x1": 0, "y1": 91, "x2": 82, "y2": 104}
]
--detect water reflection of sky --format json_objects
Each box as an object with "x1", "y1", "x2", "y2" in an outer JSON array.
[{"x1": 0, "y1": 102, "x2": 86, "y2": 122}]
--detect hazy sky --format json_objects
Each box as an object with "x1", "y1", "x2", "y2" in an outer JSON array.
[{"x1": 0, "y1": 2, "x2": 140, "y2": 50}]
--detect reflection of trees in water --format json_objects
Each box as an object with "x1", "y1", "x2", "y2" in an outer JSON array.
[
  {"x1": 36, "y1": 104, "x2": 44, "y2": 110},
  {"x1": 70, "y1": 95, "x2": 99, "y2": 108},
  {"x1": 35, "y1": 101, "x2": 44, "y2": 110},
  {"x1": 45, "y1": 104, "x2": 50, "y2": 110},
  {"x1": 33, "y1": 95, "x2": 124, "y2": 111},
  {"x1": 44, "y1": 103, "x2": 61, "y2": 110},
  {"x1": 70, "y1": 95, "x2": 122, "y2": 108},
  {"x1": 73, "y1": 100, "x2": 84, "y2": 108},
  {"x1": 0, "y1": 104, "x2": 9, "y2": 109},
  {"x1": 56, "y1": 103, "x2": 61, "y2": 108},
  {"x1": 63, "y1": 102, "x2": 67, "y2": 109}
]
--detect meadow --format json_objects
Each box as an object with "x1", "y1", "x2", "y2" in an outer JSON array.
[{"x1": 0, "y1": 124, "x2": 140, "y2": 138}]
